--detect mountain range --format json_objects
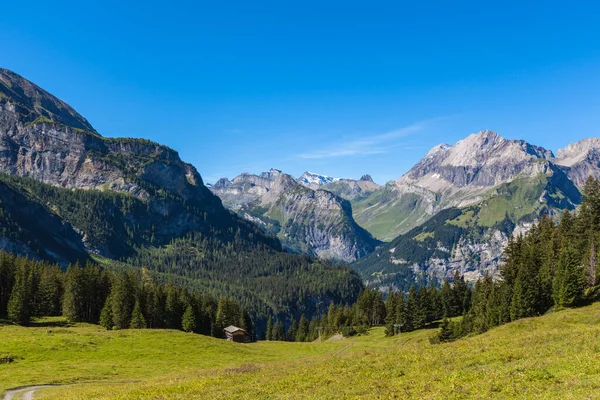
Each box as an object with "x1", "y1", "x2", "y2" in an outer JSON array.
[
  {"x1": 212, "y1": 130, "x2": 600, "y2": 291},
  {"x1": 2, "y1": 66, "x2": 600, "y2": 298}
]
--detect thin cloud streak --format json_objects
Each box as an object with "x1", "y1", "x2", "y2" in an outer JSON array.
[{"x1": 298, "y1": 122, "x2": 427, "y2": 160}]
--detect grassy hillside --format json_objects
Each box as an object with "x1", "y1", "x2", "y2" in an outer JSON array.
[
  {"x1": 2, "y1": 303, "x2": 600, "y2": 399},
  {"x1": 352, "y1": 188, "x2": 432, "y2": 241}
]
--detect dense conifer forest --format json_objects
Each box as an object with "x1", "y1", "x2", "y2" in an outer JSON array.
[{"x1": 0, "y1": 255, "x2": 256, "y2": 338}]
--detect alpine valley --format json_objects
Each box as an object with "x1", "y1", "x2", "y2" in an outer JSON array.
[{"x1": 2, "y1": 66, "x2": 600, "y2": 306}]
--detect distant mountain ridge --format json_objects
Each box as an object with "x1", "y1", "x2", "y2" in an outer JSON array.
[
  {"x1": 210, "y1": 169, "x2": 380, "y2": 262},
  {"x1": 353, "y1": 130, "x2": 599, "y2": 241}
]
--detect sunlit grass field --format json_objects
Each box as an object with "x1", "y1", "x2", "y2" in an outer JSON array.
[{"x1": 2, "y1": 303, "x2": 600, "y2": 399}]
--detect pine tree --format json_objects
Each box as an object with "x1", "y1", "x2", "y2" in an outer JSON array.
[
  {"x1": 396, "y1": 292, "x2": 409, "y2": 331},
  {"x1": 62, "y1": 263, "x2": 86, "y2": 322},
  {"x1": 441, "y1": 279, "x2": 454, "y2": 317},
  {"x1": 0, "y1": 252, "x2": 16, "y2": 317},
  {"x1": 7, "y1": 261, "x2": 31, "y2": 325},
  {"x1": 239, "y1": 309, "x2": 253, "y2": 338},
  {"x1": 585, "y1": 235, "x2": 598, "y2": 288},
  {"x1": 384, "y1": 292, "x2": 398, "y2": 336},
  {"x1": 296, "y1": 314, "x2": 308, "y2": 342},
  {"x1": 272, "y1": 320, "x2": 282, "y2": 340},
  {"x1": 266, "y1": 315, "x2": 273, "y2": 340},
  {"x1": 427, "y1": 285, "x2": 442, "y2": 322},
  {"x1": 35, "y1": 264, "x2": 63, "y2": 316},
  {"x1": 438, "y1": 317, "x2": 453, "y2": 342},
  {"x1": 130, "y1": 299, "x2": 147, "y2": 329},
  {"x1": 417, "y1": 286, "x2": 431, "y2": 325},
  {"x1": 165, "y1": 284, "x2": 182, "y2": 329},
  {"x1": 182, "y1": 305, "x2": 197, "y2": 333},
  {"x1": 407, "y1": 285, "x2": 423, "y2": 330},
  {"x1": 99, "y1": 296, "x2": 114, "y2": 330},
  {"x1": 287, "y1": 319, "x2": 298, "y2": 341},
  {"x1": 111, "y1": 272, "x2": 135, "y2": 330},
  {"x1": 553, "y1": 246, "x2": 584, "y2": 308}
]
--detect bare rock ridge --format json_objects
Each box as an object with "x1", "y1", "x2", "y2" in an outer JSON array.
[
  {"x1": 210, "y1": 170, "x2": 381, "y2": 262},
  {"x1": 554, "y1": 137, "x2": 600, "y2": 186},
  {"x1": 0, "y1": 68, "x2": 95, "y2": 132}
]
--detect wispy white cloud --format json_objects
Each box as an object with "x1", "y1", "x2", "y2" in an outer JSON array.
[{"x1": 297, "y1": 121, "x2": 427, "y2": 159}]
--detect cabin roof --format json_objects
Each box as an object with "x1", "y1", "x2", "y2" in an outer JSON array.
[{"x1": 224, "y1": 325, "x2": 248, "y2": 334}]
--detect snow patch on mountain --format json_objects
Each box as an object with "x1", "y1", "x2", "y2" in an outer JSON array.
[{"x1": 298, "y1": 171, "x2": 340, "y2": 187}]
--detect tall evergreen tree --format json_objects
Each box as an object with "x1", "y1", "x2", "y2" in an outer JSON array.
[
  {"x1": 62, "y1": 263, "x2": 86, "y2": 323},
  {"x1": 553, "y1": 246, "x2": 584, "y2": 308},
  {"x1": 296, "y1": 314, "x2": 309, "y2": 342},
  {"x1": 130, "y1": 299, "x2": 147, "y2": 329},
  {"x1": 182, "y1": 304, "x2": 197, "y2": 333},
  {"x1": 111, "y1": 272, "x2": 135, "y2": 330},
  {"x1": 7, "y1": 261, "x2": 31, "y2": 325},
  {"x1": 265, "y1": 315, "x2": 274, "y2": 340},
  {"x1": 99, "y1": 295, "x2": 114, "y2": 330}
]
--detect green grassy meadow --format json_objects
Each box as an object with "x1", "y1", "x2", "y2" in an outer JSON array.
[{"x1": 2, "y1": 303, "x2": 600, "y2": 399}]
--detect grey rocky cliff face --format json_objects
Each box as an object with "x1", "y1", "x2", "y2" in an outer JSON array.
[
  {"x1": 554, "y1": 138, "x2": 600, "y2": 187},
  {"x1": 0, "y1": 68, "x2": 254, "y2": 260},
  {"x1": 211, "y1": 170, "x2": 380, "y2": 262},
  {"x1": 0, "y1": 94, "x2": 213, "y2": 206}
]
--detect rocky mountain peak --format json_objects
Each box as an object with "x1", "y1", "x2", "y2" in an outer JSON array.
[
  {"x1": 424, "y1": 143, "x2": 451, "y2": 158},
  {"x1": 298, "y1": 171, "x2": 338, "y2": 187},
  {"x1": 0, "y1": 68, "x2": 96, "y2": 132},
  {"x1": 554, "y1": 138, "x2": 600, "y2": 186},
  {"x1": 360, "y1": 174, "x2": 374, "y2": 182},
  {"x1": 441, "y1": 130, "x2": 506, "y2": 167},
  {"x1": 259, "y1": 168, "x2": 282, "y2": 179},
  {"x1": 213, "y1": 177, "x2": 232, "y2": 189},
  {"x1": 555, "y1": 138, "x2": 600, "y2": 166}
]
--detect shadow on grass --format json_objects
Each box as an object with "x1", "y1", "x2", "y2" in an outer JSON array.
[{"x1": 28, "y1": 319, "x2": 72, "y2": 328}]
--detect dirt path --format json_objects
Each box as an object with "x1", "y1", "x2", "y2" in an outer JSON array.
[{"x1": 4, "y1": 385, "x2": 55, "y2": 400}]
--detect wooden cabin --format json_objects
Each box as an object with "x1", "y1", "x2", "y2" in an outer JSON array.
[{"x1": 224, "y1": 325, "x2": 251, "y2": 343}]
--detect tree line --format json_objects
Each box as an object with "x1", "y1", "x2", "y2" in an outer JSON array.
[
  {"x1": 0, "y1": 254, "x2": 254, "y2": 338},
  {"x1": 261, "y1": 270, "x2": 472, "y2": 342}
]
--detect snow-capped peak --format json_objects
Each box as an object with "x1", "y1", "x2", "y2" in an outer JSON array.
[{"x1": 298, "y1": 171, "x2": 339, "y2": 187}]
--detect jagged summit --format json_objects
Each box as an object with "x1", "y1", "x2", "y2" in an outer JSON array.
[
  {"x1": 360, "y1": 174, "x2": 374, "y2": 182},
  {"x1": 0, "y1": 68, "x2": 96, "y2": 132},
  {"x1": 555, "y1": 138, "x2": 600, "y2": 166},
  {"x1": 259, "y1": 168, "x2": 282, "y2": 179},
  {"x1": 298, "y1": 171, "x2": 339, "y2": 187}
]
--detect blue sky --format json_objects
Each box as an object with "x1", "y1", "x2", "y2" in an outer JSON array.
[{"x1": 2, "y1": 1, "x2": 600, "y2": 184}]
